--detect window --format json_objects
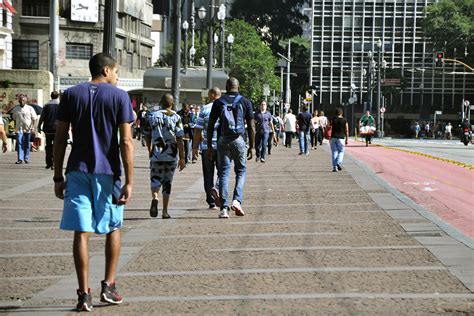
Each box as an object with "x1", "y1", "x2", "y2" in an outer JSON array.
[
  {"x1": 66, "y1": 43, "x2": 93, "y2": 60},
  {"x1": 22, "y1": 0, "x2": 49, "y2": 17},
  {"x1": 3, "y1": 8, "x2": 8, "y2": 27},
  {"x1": 12, "y1": 40, "x2": 39, "y2": 69}
]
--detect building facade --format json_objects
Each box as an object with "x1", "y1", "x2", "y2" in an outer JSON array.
[
  {"x1": 310, "y1": 0, "x2": 474, "y2": 116},
  {"x1": 0, "y1": 0, "x2": 15, "y2": 69},
  {"x1": 12, "y1": 0, "x2": 155, "y2": 91}
]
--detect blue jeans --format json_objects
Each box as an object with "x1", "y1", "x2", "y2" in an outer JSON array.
[
  {"x1": 330, "y1": 138, "x2": 345, "y2": 167},
  {"x1": 201, "y1": 148, "x2": 219, "y2": 206},
  {"x1": 217, "y1": 136, "x2": 247, "y2": 209},
  {"x1": 298, "y1": 130, "x2": 310, "y2": 154},
  {"x1": 255, "y1": 130, "x2": 270, "y2": 159},
  {"x1": 16, "y1": 132, "x2": 31, "y2": 162}
]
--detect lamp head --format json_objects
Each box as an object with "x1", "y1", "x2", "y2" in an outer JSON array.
[
  {"x1": 197, "y1": 6, "x2": 206, "y2": 20},
  {"x1": 227, "y1": 33, "x2": 234, "y2": 44},
  {"x1": 182, "y1": 20, "x2": 189, "y2": 30},
  {"x1": 200, "y1": 57, "x2": 206, "y2": 66},
  {"x1": 376, "y1": 39, "x2": 382, "y2": 48}
]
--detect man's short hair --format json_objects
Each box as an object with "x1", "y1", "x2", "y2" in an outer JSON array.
[
  {"x1": 335, "y1": 107, "x2": 343, "y2": 116},
  {"x1": 302, "y1": 105, "x2": 308, "y2": 111},
  {"x1": 226, "y1": 77, "x2": 239, "y2": 91},
  {"x1": 51, "y1": 91, "x2": 59, "y2": 99},
  {"x1": 89, "y1": 53, "x2": 116, "y2": 78},
  {"x1": 287, "y1": 109, "x2": 292, "y2": 114},
  {"x1": 209, "y1": 87, "x2": 221, "y2": 96}
]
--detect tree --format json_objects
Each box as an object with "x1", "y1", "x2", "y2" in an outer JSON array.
[
  {"x1": 422, "y1": 0, "x2": 474, "y2": 66},
  {"x1": 225, "y1": 19, "x2": 280, "y2": 105},
  {"x1": 230, "y1": 0, "x2": 309, "y2": 53}
]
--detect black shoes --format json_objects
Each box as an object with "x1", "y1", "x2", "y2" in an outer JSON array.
[
  {"x1": 100, "y1": 280, "x2": 123, "y2": 305},
  {"x1": 76, "y1": 288, "x2": 93, "y2": 312},
  {"x1": 149, "y1": 199, "x2": 158, "y2": 217}
]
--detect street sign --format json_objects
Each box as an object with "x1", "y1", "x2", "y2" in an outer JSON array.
[
  {"x1": 380, "y1": 107, "x2": 386, "y2": 113},
  {"x1": 381, "y1": 79, "x2": 401, "y2": 86},
  {"x1": 263, "y1": 84, "x2": 270, "y2": 96},
  {"x1": 348, "y1": 97, "x2": 355, "y2": 104},
  {"x1": 464, "y1": 100, "x2": 470, "y2": 107},
  {"x1": 284, "y1": 103, "x2": 290, "y2": 109},
  {"x1": 435, "y1": 111, "x2": 442, "y2": 115}
]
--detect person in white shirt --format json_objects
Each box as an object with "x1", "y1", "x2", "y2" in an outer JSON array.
[
  {"x1": 0, "y1": 114, "x2": 8, "y2": 153},
  {"x1": 11, "y1": 95, "x2": 37, "y2": 164},
  {"x1": 445, "y1": 122, "x2": 452, "y2": 140},
  {"x1": 318, "y1": 111, "x2": 328, "y2": 145},
  {"x1": 283, "y1": 109, "x2": 297, "y2": 148}
]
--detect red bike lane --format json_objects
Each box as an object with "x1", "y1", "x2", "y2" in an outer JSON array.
[{"x1": 345, "y1": 141, "x2": 474, "y2": 238}]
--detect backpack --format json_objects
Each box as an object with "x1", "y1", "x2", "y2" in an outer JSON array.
[
  {"x1": 272, "y1": 116, "x2": 281, "y2": 130},
  {"x1": 219, "y1": 95, "x2": 244, "y2": 137}
]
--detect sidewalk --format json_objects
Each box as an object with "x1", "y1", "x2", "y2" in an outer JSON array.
[{"x1": 0, "y1": 141, "x2": 473, "y2": 315}]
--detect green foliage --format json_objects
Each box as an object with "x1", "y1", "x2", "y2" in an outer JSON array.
[
  {"x1": 231, "y1": 0, "x2": 310, "y2": 53},
  {"x1": 225, "y1": 19, "x2": 280, "y2": 105},
  {"x1": 422, "y1": 0, "x2": 474, "y2": 65}
]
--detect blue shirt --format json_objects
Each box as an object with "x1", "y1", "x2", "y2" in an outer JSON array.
[
  {"x1": 255, "y1": 111, "x2": 273, "y2": 133},
  {"x1": 194, "y1": 102, "x2": 218, "y2": 150},
  {"x1": 148, "y1": 109, "x2": 184, "y2": 162},
  {"x1": 56, "y1": 82, "x2": 134, "y2": 177}
]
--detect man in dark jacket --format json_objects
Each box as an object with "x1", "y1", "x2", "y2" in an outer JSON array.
[{"x1": 38, "y1": 91, "x2": 60, "y2": 169}]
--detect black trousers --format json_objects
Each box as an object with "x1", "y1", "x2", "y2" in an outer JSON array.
[
  {"x1": 310, "y1": 128, "x2": 320, "y2": 148},
  {"x1": 285, "y1": 132, "x2": 293, "y2": 147},
  {"x1": 45, "y1": 133, "x2": 55, "y2": 167}
]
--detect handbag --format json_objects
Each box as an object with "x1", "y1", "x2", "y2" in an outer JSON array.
[{"x1": 324, "y1": 124, "x2": 332, "y2": 140}]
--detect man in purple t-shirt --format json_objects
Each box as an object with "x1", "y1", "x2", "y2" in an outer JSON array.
[
  {"x1": 53, "y1": 53, "x2": 134, "y2": 312},
  {"x1": 254, "y1": 100, "x2": 276, "y2": 163}
]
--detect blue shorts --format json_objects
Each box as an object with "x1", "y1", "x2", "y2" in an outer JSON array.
[{"x1": 60, "y1": 171, "x2": 124, "y2": 234}]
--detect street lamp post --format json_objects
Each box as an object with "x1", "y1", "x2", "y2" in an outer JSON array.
[
  {"x1": 190, "y1": 0, "x2": 195, "y2": 66},
  {"x1": 367, "y1": 50, "x2": 373, "y2": 113},
  {"x1": 171, "y1": 0, "x2": 182, "y2": 107},
  {"x1": 197, "y1": 6, "x2": 206, "y2": 45},
  {"x1": 376, "y1": 39, "x2": 383, "y2": 137},
  {"x1": 217, "y1": 4, "x2": 226, "y2": 69},
  {"x1": 182, "y1": 20, "x2": 189, "y2": 72},
  {"x1": 206, "y1": 0, "x2": 216, "y2": 89},
  {"x1": 227, "y1": 33, "x2": 234, "y2": 68}
]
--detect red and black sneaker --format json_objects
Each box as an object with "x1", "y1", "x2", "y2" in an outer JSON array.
[
  {"x1": 76, "y1": 288, "x2": 93, "y2": 312},
  {"x1": 100, "y1": 280, "x2": 123, "y2": 304}
]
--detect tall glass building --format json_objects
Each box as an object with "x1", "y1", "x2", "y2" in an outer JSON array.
[{"x1": 310, "y1": 0, "x2": 473, "y2": 116}]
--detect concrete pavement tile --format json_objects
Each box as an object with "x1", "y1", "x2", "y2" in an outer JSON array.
[{"x1": 368, "y1": 193, "x2": 412, "y2": 210}]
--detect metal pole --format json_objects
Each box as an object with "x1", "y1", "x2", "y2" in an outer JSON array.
[
  {"x1": 49, "y1": 0, "x2": 59, "y2": 91},
  {"x1": 190, "y1": 0, "x2": 195, "y2": 66},
  {"x1": 206, "y1": 0, "x2": 215, "y2": 89},
  {"x1": 376, "y1": 49, "x2": 382, "y2": 137},
  {"x1": 285, "y1": 40, "x2": 291, "y2": 104},
  {"x1": 103, "y1": 0, "x2": 117, "y2": 57},
  {"x1": 171, "y1": 0, "x2": 182, "y2": 107},
  {"x1": 280, "y1": 67, "x2": 284, "y2": 101},
  {"x1": 183, "y1": 25, "x2": 188, "y2": 72},
  {"x1": 367, "y1": 53, "x2": 372, "y2": 112},
  {"x1": 220, "y1": 19, "x2": 225, "y2": 69}
]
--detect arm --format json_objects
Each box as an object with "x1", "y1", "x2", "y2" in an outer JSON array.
[
  {"x1": 345, "y1": 121, "x2": 349, "y2": 145},
  {"x1": 206, "y1": 103, "x2": 219, "y2": 156},
  {"x1": 0, "y1": 124, "x2": 7, "y2": 153},
  {"x1": 118, "y1": 122, "x2": 134, "y2": 205},
  {"x1": 192, "y1": 127, "x2": 202, "y2": 158},
  {"x1": 246, "y1": 118, "x2": 255, "y2": 160},
  {"x1": 37, "y1": 106, "x2": 46, "y2": 133},
  {"x1": 53, "y1": 120, "x2": 70, "y2": 199},
  {"x1": 177, "y1": 136, "x2": 186, "y2": 171}
]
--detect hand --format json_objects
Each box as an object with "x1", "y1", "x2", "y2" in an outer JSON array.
[
  {"x1": 117, "y1": 183, "x2": 132, "y2": 205},
  {"x1": 178, "y1": 158, "x2": 186, "y2": 171},
  {"x1": 247, "y1": 147, "x2": 253, "y2": 160},
  {"x1": 345, "y1": 139, "x2": 349, "y2": 145},
  {"x1": 2, "y1": 142, "x2": 7, "y2": 153},
  {"x1": 38, "y1": 128, "x2": 42, "y2": 134},
  {"x1": 54, "y1": 181, "x2": 66, "y2": 200}
]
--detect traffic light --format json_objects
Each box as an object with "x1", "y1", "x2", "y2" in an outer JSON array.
[{"x1": 435, "y1": 51, "x2": 444, "y2": 67}]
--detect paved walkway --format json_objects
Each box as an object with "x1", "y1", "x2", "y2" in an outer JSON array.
[{"x1": 0, "y1": 140, "x2": 473, "y2": 315}]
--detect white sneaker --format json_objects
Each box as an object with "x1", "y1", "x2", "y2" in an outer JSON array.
[
  {"x1": 231, "y1": 200, "x2": 245, "y2": 216},
  {"x1": 218, "y1": 208, "x2": 229, "y2": 218}
]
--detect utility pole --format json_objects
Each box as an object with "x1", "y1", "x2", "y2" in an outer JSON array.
[
  {"x1": 286, "y1": 40, "x2": 291, "y2": 105},
  {"x1": 103, "y1": 0, "x2": 117, "y2": 57},
  {"x1": 206, "y1": 0, "x2": 215, "y2": 89},
  {"x1": 171, "y1": 0, "x2": 182, "y2": 107},
  {"x1": 376, "y1": 49, "x2": 382, "y2": 137},
  {"x1": 49, "y1": 0, "x2": 59, "y2": 91},
  {"x1": 367, "y1": 51, "x2": 373, "y2": 112}
]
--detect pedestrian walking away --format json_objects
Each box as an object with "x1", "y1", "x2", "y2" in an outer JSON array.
[
  {"x1": 329, "y1": 107, "x2": 349, "y2": 172},
  {"x1": 359, "y1": 110, "x2": 375, "y2": 146},
  {"x1": 0, "y1": 113, "x2": 8, "y2": 153},
  {"x1": 145, "y1": 94, "x2": 186, "y2": 219},
  {"x1": 53, "y1": 52, "x2": 135, "y2": 312},
  {"x1": 193, "y1": 87, "x2": 222, "y2": 210},
  {"x1": 11, "y1": 95, "x2": 37, "y2": 164},
  {"x1": 296, "y1": 105, "x2": 312, "y2": 155},
  {"x1": 255, "y1": 100, "x2": 276, "y2": 163},
  {"x1": 310, "y1": 110, "x2": 320, "y2": 150},
  {"x1": 283, "y1": 109, "x2": 296, "y2": 148},
  {"x1": 178, "y1": 103, "x2": 193, "y2": 165},
  {"x1": 207, "y1": 77, "x2": 255, "y2": 219},
  {"x1": 38, "y1": 91, "x2": 60, "y2": 169},
  {"x1": 318, "y1": 111, "x2": 327, "y2": 145},
  {"x1": 445, "y1": 122, "x2": 452, "y2": 140}
]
